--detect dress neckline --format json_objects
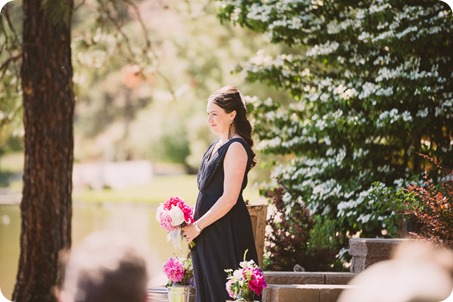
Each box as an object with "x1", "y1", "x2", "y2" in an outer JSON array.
[
  {"x1": 207, "y1": 136, "x2": 243, "y2": 162},
  {"x1": 207, "y1": 138, "x2": 226, "y2": 161}
]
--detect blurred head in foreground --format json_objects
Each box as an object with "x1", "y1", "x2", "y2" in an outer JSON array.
[
  {"x1": 59, "y1": 231, "x2": 150, "y2": 302},
  {"x1": 338, "y1": 240, "x2": 453, "y2": 302}
]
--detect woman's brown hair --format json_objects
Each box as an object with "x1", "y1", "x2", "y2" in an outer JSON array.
[{"x1": 208, "y1": 85, "x2": 257, "y2": 168}]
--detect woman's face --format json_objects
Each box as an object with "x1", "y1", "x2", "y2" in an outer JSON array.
[{"x1": 206, "y1": 101, "x2": 235, "y2": 136}]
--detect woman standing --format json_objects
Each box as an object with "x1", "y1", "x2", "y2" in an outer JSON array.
[{"x1": 182, "y1": 85, "x2": 259, "y2": 301}]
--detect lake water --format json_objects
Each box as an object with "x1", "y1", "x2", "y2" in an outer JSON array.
[{"x1": 0, "y1": 202, "x2": 185, "y2": 300}]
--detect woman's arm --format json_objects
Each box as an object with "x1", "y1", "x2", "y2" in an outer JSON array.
[{"x1": 183, "y1": 142, "x2": 247, "y2": 242}]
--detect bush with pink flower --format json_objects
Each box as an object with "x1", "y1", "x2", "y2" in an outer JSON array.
[{"x1": 225, "y1": 250, "x2": 267, "y2": 301}]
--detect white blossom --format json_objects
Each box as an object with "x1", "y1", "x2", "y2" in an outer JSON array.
[
  {"x1": 306, "y1": 41, "x2": 339, "y2": 57},
  {"x1": 416, "y1": 108, "x2": 429, "y2": 118},
  {"x1": 401, "y1": 111, "x2": 412, "y2": 122}
]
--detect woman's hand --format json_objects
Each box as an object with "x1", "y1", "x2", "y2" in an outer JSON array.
[{"x1": 182, "y1": 223, "x2": 201, "y2": 245}]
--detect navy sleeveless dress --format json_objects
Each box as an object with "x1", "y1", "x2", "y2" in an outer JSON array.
[{"x1": 191, "y1": 138, "x2": 259, "y2": 302}]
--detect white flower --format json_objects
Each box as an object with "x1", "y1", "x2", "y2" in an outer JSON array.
[
  {"x1": 402, "y1": 111, "x2": 412, "y2": 122},
  {"x1": 416, "y1": 108, "x2": 429, "y2": 118},
  {"x1": 233, "y1": 269, "x2": 243, "y2": 280},
  {"x1": 156, "y1": 205, "x2": 164, "y2": 221},
  {"x1": 168, "y1": 206, "x2": 185, "y2": 226}
]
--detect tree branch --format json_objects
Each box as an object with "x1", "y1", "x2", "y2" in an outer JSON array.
[
  {"x1": 123, "y1": 0, "x2": 152, "y2": 49},
  {"x1": 0, "y1": 53, "x2": 21, "y2": 76},
  {"x1": 0, "y1": 9, "x2": 21, "y2": 89},
  {"x1": 75, "y1": 0, "x2": 87, "y2": 11}
]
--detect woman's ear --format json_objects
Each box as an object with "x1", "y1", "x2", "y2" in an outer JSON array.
[{"x1": 230, "y1": 110, "x2": 237, "y2": 122}]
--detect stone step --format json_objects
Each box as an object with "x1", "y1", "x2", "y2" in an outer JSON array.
[
  {"x1": 349, "y1": 238, "x2": 410, "y2": 273},
  {"x1": 148, "y1": 283, "x2": 357, "y2": 302},
  {"x1": 148, "y1": 272, "x2": 357, "y2": 301},
  {"x1": 262, "y1": 284, "x2": 358, "y2": 302},
  {"x1": 264, "y1": 272, "x2": 356, "y2": 285}
]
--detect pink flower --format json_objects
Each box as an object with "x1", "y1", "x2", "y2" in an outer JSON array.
[
  {"x1": 225, "y1": 279, "x2": 236, "y2": 298},
  {"x1": 158, "y1": 211, "x2": 175, "y2": 232},
  {"x1": 163, "y1": 257, "x2": 194, "y2": 286},
  {"x1": 180, "y1": 203, "x2": 195, "y2": 224},
  {"x1": 162, "y1": 196, "x2": 194, "y2": 225},
  {"x1": 248, "y1": 268, "x2": 267, "y2": 296},
  {"x1": 163, "y1": 257, "x2": 184, "y2": 283},
  {"x1": 163, "y1": 197, "x2": 179, "y2": 210}
]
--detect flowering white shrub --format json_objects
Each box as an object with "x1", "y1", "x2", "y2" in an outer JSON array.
[{"x1": 218, "y1": 0, "x2": 453, "y2": 266}]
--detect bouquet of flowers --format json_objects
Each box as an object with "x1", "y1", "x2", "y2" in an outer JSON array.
[
  {"x1": 156, "y1": 196, "x2": 195, "y2": 249},
  {"x1": 225, "y1": 251, "x2": 267, "y2": 301},
  {"x1": 163, "y1": 256, "x2": 194, "y2": 286}
]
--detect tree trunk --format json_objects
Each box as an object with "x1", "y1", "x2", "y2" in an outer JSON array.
[{"x1": 13, "y1": 0, "x2": 74, "y2": 301}]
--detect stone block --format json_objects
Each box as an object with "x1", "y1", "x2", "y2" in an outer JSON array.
[
  {"x1": 349, "y1": 238, "x2": 409, "y2": 273},
  {"x1": 319, "y1": 285, "x2": 346, "y2": 302},
  {"x1": 262, "y1": 284, "x2": 356, "y2": 302},
  {"x1": 263, "y1": 285, "x2": 318, "y2": 302},
  {"x1": 324, "y1": 272, "x2": 356, "y2": 285},
  {"x1": 263, "y1": 271, "x2": 357, "y2": 285},
  {"x1": 281, "y1": 286, "x2": 319, "y2": 302},
  {"x1": 264, "y1": 272, "x2": 325, "y2": 284}
]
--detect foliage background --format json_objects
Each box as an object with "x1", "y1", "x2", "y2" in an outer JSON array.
[
  {"x1": 1, "y1": 0, "x2": 452, "y2": 274},
  {"x1": 0, "y1": 0, "x2": 290, "y2": 171},
  {"x1": 217, "y1": 0, "x2": 452, "y2": 270}
]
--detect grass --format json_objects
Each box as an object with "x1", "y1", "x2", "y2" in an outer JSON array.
[
  {"x1": 0, "y1": 152, "x2": 24, "y2": 173},
  {"x1": 73, "y1": 174, "x2": 200, "y2": 205},
  {"x1": 74, "y1": 173, "x2": 263, "y2": 206},
  {"x1": 1, "y1": 152, "x2": 264, "y2": 205},
  {"x1": 0, "y1": 152, "x2": 24, "y2": 189}
]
